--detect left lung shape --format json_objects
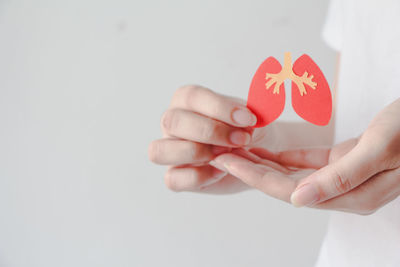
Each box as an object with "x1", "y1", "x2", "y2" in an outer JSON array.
[
  {"x1": 247, "y1": 57, "x2": 285, "y2": 128},
  {"x1": 292, "y1": 54, "x2": 332, "y2": 126}
]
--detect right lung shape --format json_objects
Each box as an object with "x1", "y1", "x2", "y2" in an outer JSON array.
[
  {"x1": 291, "y1": 54, "x2": 332, "y2": 126},
  {"x1": 246, "y1": 57, "x2": 285, "y2": 128}
]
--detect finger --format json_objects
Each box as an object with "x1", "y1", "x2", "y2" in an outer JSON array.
[
  {"x1": 171, "y1": 85, "x2": 257, "y2": 127},
  {"x1": 195, "y1": 174, "x2": 251, "y2": 194},
  {"x1": 314, "y1": 167, "x2": 400, "y2": 215},
  {"x1": 290, "y1": 142, "x2": 385, "y2": 207},
  {"x1": 165, "y1": 165, "x2": 227, "y2": 192},
  {"x1": 214, "y1": 153, "x2": 296, "y2": 202},
  {"x1": 148, "y1": 138, "x2": 231, "y2": 165},
  {"x1": 230, "y1": 148, "x2": 291, "y2": 174},
  {"x1": 161, "y1": 108, "x2": 252, "y2": 147},
  {"x1": 249, "y1": 147, "x2": 330, "y2": 169}
]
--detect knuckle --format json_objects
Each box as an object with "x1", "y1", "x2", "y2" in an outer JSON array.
[
  {"x1": 176, "y1": 84, "x2": 203, "y2": 105},
  {"x1": 379, "y1": 143, "x2": 400, "y2": 169},
  {"x1": 161, "y1": 109, "x2": 178, "y2": 133},
  {"x1": 160, "y1": 111, "x2": 170, "y2": 131},
  {"x1": 330, "y1": 167, "x2": 352, "y2": 195},
  {"x1": 328, "y1": 150, "x2": 340, "y2": 163},
  {"x1": 164, "y1": 170, "x2": 180, "y2": 192},
  {"x1": 185, "y1": 142, "x2": 206, "y2": 161},
  {"x1": 175, "y1": 84, "x2": 200, "y2": 97},
  {"x1": 198, "y1": 121, "x2": 218, "y2": 141},
  {"x1": 208, "y1": 96, "x2": 224, "y2": 116},
  {"x1": 176, "y1": 85, "x2": 219, "y2": 110}
]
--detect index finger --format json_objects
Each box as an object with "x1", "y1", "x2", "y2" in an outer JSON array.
[{"x1": 171, "y1": 85, "x2": 257, "y2": 127}]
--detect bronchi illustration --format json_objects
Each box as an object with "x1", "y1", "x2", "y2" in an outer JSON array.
[
  {"x1": 265, "y1": 52, "x2": 317, "y2": 96},
  {"x1": 247, "y1": 52, "x2": 332, "y2": 128}
]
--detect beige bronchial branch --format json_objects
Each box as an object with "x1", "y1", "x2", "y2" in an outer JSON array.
[
  {"x1": 265, "y1": 52, "x2": 317, "y2": 96},
  {"x1": 290, "y1": 71, "x2": 317, "y2": 96},
  {"x1": 265, "y1": 72, "x2": 284, "y2": 94}
]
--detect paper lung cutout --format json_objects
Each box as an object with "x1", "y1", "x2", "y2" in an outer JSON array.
[
  {"x1": 292, "y1": 55, "x2": 332, "y2": 126},
  {"x1": 247, "y1": 52, "x2": 332, "y2": 128},
  {"x1": 246, "y1": 57, "x2": 285, "y2": 128}
]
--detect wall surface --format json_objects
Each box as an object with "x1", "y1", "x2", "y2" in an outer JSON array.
[{"x1": 0, "y1": 0, "x2": 336, "y2": 266}]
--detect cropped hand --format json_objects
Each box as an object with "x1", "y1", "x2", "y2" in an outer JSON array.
[
  {"x1": 215, "y1": 98, "x2": 400, "y2": 214},
  {"x1": 148, "y1": 85, "x2": 258, "y2": 193},
  {"x1": 290, "y1": 98, "x2": 400, "y2": 212}
]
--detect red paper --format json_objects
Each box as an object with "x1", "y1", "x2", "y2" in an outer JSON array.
[
  {"x1": 246, "y1": 57, "x2": 285, "y2": 128},
  {"x1": 247, "y1": 53, "x2": 332, "y2": 127},
  {"x1": 292, "y1": 54, "x2": 332, "y2": 126}
]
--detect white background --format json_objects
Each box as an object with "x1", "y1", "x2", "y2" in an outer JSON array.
[{"x1": 0, "y1": 0, "x2": 336, "y2": 266}]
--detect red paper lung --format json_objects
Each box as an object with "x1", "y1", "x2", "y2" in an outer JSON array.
[
  {"x1": 291, "y1": 54, "x2": 332, "y2": 126},
  {"x1": 246, "y1": 57, "x2": 285, "y2": 128}
]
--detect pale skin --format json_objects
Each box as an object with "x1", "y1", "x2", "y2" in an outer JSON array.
[{"x1": 148, "y1": 77, "x2": 400, "y2": 216}]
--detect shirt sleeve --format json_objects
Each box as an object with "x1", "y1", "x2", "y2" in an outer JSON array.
[{"x1": 322, "y1": 0, "x2": 344, "y2": 51}]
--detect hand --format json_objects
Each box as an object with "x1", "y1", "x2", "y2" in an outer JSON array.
[
  {"x1": 148, "y1": 85, "x2": 258, "y2": 193},
  {"x1": 214, "y1": 145, "x2": 334, "y2": 204},
  {"x1": 290, "y1": 98, "x2": 400, "y2": 212},
  {"x1": 215, "y1": 98, "x2": 400, "y2": 214}
]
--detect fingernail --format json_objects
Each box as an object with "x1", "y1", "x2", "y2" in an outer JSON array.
[
  {"x1": 223, "y1": 162, "x2": 231, "y2": 170},
  {"x1": 232, "y1": 108, "x2": 257, "y2": 126},
  {"x1": 230, "y1": 131, "x2": 251, "y2": 146},
  {"x1": 290, "y1": 184, "x2": 320, "y2": 207},
  {"x1": 221, "y1": 161, "x2": 240, "y2": 174},
  {"x1": 209, "y1": 160, "x2": 229, "y2": 172},
  {"x1": 211, "y1": 146, "x2": 231, "y2": 155}
]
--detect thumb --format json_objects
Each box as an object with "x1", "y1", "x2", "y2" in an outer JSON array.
[{"x1": 290, "y1": 142, "x2": 383, "y2": 207}]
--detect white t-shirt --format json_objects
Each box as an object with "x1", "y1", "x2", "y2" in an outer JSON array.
[{"x1": 315, "y1": 0, "x2": 400, "y2": 266}]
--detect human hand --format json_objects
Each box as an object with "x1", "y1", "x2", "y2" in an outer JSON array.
[
  {"x1": 289, "y1": 98, "x2": 400, "y2": 212},
  {"x1": 215, "y1": 98, "x2": 400, "y2": 214},
  {"x1": 148, "y1": 85, "x2": 259, "y2": 193}
]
